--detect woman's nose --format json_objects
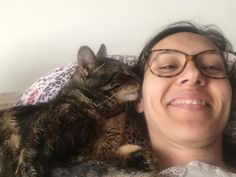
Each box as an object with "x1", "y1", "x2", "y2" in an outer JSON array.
[{"x1": 176, "y1": 61, "x2": 206, "y2": 86}]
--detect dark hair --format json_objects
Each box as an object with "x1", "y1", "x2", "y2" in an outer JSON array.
[
  {"x1": 136, "y1": 21, "x2": 233, "y2": 80},
  {"x1": 133, "y1": 21, "x2": 236, "y2": 168}
]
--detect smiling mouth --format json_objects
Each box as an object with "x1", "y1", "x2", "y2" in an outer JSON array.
[{"x1": 169, "y1": 99, "x2": 209, "y2": 106}]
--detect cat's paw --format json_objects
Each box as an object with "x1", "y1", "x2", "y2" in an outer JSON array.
[
  {"x1": 15, "y1": 163, "x2": 38, "y2": 177},
  {"x1": 116, "y1": 144, "x2": 160, "y2": 172},
  {"x1": 15, "y1": 151, "x2": 39, "y2": 177}
]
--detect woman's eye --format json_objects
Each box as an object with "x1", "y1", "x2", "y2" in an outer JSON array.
[
  {"x1": 201, "y1": 65, "x2": 224, "y2": 73},
  {"x1": 159, "y1": 65, "x2": 178, "y2": 71}
]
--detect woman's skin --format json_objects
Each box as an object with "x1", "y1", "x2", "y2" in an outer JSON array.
[{"x1": 136, "y1": 32, "x2": 232, "y2": 170}]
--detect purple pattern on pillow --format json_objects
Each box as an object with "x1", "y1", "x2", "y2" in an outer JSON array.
[
  {"x1": 16, "y1": 55, "x2": 137, "y2": 106},
  {"x1": 16, "y1": 62, "x2": 76, "y2": 105}
]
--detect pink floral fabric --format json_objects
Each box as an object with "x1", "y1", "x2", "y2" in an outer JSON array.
[
  {"x1": 16, "y1": 62, "x2": 76, "y2": 105},
  {"x1": 16, "y1": 55, "x2": 137, "y2": 106}
]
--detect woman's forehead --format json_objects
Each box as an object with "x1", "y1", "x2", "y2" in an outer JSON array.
[{"x1": 151, "y1": 32, "x2": 219, "y2": 54}]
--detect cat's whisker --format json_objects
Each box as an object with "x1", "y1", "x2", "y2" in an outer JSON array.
[{"x1": 94, "y1": 94, "x2": 118, "y2": 107}]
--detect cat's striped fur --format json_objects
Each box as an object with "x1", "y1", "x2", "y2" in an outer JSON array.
[{"x1": 0, "y1": 45, "x2": 159, "y2": 177}]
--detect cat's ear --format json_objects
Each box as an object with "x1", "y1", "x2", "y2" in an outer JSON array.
[
  {"x1": 96, "y1": 44, "x2": 107, "y2": 59},
  {"x1": 77, "y1": 46, "x2": 97, "y2": 77}
]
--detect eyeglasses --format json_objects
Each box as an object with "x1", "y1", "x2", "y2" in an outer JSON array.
[{"x1": 146, "y1": 49, "x2": 236, "y2": 79}]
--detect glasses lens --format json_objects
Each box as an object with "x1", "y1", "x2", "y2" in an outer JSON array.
[
  {"x1": 148, "y1": 50, "x2": 186, "y2": 77},
  {"x1": 197, "y1": 51, "x2": 236, "y2": 78},
  {"x1": 148, "y1": 50, "x2": 236, "y2": 78}
]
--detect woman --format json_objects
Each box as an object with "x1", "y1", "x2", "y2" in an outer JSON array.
[{"x1": 133, "y1": 21, "x2": 236, "y2": 174}]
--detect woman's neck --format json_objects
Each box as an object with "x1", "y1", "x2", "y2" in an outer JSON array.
[{"x1": 150, "y1": 134, "x2": 225, "y2": 170}]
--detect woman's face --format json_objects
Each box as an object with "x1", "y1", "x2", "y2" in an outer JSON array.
[{"x1": 137, "y1": 32, "x2": 232, "y2": 148}]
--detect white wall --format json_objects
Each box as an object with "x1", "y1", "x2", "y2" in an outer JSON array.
[{"x1": 1, "y1": 0, "x2": 236, "y2": 93}]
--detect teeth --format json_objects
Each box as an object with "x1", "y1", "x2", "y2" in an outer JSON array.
[{"x1": 171, "y1": 99, "x2": 206, "y2": 106}]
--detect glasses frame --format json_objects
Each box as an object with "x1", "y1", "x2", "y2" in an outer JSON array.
[{"x1": 145, "y1": 49, "x2": 236, "y2": 79}]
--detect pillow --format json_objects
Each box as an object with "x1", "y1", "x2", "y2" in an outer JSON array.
[
  {"x1": 16, "y1": 55, "x2": 138, "y2": 106},
  {"x1": 16, "y1": 62, "x2": 76, "y2": 105}
]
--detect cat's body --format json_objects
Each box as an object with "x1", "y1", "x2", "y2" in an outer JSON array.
[{"x1": 0, "y1": 45, "x2": 159, "y2": 177}]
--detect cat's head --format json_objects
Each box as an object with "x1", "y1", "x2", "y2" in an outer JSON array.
[{"x1": 71, "y1": 44, "x2": 140, "y2": 104}]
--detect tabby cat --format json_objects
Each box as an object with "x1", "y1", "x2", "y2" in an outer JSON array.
[{"x1": 0, "y1": 45, "x2": 159, "y2": 177}]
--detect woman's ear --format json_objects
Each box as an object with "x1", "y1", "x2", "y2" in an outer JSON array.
[{"x1": 135, "y1": 98, "x2": 144, "y2": 113}]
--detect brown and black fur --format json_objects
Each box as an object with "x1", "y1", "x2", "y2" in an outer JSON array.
[
  {"x1": 50, "y1": 160, "x2": 161, "y2": 177},
  {"x1": 0, "y1": 45, "x2": 159, "y2": 177}
]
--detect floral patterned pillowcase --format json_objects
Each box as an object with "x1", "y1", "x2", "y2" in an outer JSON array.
[
  {"x1": 16, "y1": 55, "x2": 138, "y2": 106},
  {"x1": 159, "y1": 161, "x2": 236, "y2": 176}
]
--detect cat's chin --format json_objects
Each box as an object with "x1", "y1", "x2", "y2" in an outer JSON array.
[
  {"x1": 119, "y1": 92, "x2": 139, "y2": 103},
  {"x1": 128, "y1": 92, "x2": 139, "y2": 101}
]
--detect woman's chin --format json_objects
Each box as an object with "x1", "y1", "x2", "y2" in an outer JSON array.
[{"x1": 168, "y1": 125, "x2": 217, "y2": 147}]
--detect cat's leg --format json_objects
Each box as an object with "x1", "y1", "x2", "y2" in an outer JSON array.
[
  {"x1": 92, "y1": 113, "x2": 158, "y2": 171},
  {"x1": 90, "y1": 113, "x2": 159, "y2": 171},
  {"x1": 90, "y1": 113, "x2": 126, "y2": 162},
  {"x1": 92, "y1": 132, "x2": 159, "y2": 172},
  {"x1": 15, "y1": 147, "x2": 40, "y2": 177},
  {"x1": 115, "y1": 144, "x2": 160, "y2": 171},
  {"x1": 15, "y1": 143, "x2": 50, "y2": 177},
  {"x1": 0, "y1": 114, "x2": 41, "y2": 177},
  {"x1": 15, "y1": 120, "x2": 49, "y2": 177},
  {"x1": 0, "y1": 147, "x2": 19, "y2": 177}
]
